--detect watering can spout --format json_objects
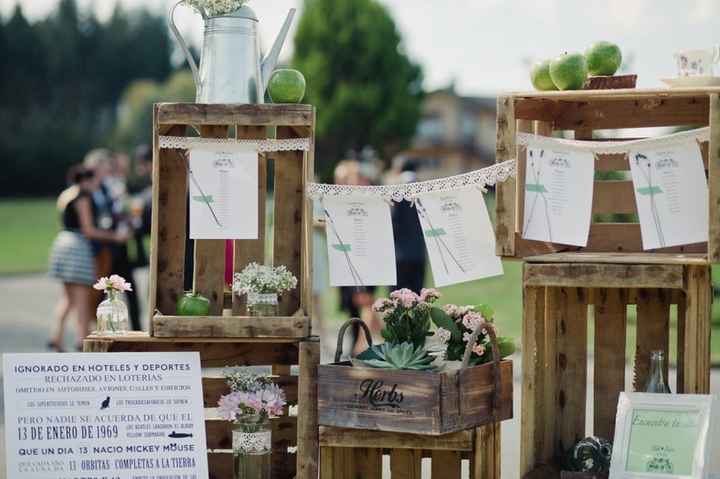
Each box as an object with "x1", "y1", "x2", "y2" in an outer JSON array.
[{"x1": 261, "y1": 8, "x2": 296, "y2": 92}]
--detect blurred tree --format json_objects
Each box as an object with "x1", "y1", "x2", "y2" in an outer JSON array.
[{"x1": 293, "y1": 0, "x2": 423, "y2": 179}]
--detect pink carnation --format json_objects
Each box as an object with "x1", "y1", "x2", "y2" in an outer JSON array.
[
  {"x1": 93, "y1": 274, "x2": 132, "y2": 292},
  {"x1": 390, "y1": 288, "x2": 419, "y2": 308}
]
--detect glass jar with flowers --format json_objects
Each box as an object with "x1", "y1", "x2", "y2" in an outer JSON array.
[
  {"x1": 232, "y1": 263, "x2": 297, "y2": 316},
  {"x1": 217, "y1": 370, "x2": 286, "y2": 479},
  {"x1": 93, "y1": 275, "x2": 132, "y2": 336}
]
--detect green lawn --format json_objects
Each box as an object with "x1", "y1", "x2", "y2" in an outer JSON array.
[
  {"x1": 1, "y1": 196, "x2": 719, "y2": 363},
  {"x1": 0, "y1": 198, "x2": 58, "y2": 274}
]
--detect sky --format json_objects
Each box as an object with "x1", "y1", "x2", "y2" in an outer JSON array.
[{"x1": 4, "y1": 0, "x2": 720, "y2": 95}]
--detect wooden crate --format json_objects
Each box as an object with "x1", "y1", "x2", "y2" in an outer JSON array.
[
  {"x1": 519, "y1": 254, "x2": 712, "y2": 478},
  {"x1": 494, "y1": 87, "x2": 720, "y2": 262},
  {"x1": 84, "y1": 333, "x2": 320, "y2": 479},
  {"x1": 149, "y1": 103, "x2": 315, "y2": 337},
  {"x1": 320, "y1": 423, "x2": 501, "y2": 479}
]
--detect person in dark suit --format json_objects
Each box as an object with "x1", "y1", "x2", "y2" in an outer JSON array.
[{"x1": 391, "y1": 160, "x2": 426, "y2": 293}]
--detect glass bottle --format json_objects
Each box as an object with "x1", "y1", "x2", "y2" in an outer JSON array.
[
  {"x1": 95, "y1": 290, "x2": 129, "y2": 336},
  {"x1": 233, "y1": 413, "x2": 271, "y2": 479},
  {"x1": 246, "y1": 292, "x2": 279, "y2": 317},
  {"x1": 644, "y1": 350, "x2": 671, "y2": 393}
]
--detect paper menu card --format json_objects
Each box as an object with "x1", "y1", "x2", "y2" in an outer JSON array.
[
  {"x1": 629, "y1": 144, "x2": 708, "y2": 250},
  {"x1": 323, "y1": 196, "x2": 397, "y2": 287},
  {"x1": 188, "y1": 147, "x2": 258, "y2": 239},
  {"x1": 415, "y1": 188, "x2": 502, "y2": 287},
  {"x1": 521, "y1": 146, "x2": 595, "y2": 247}
]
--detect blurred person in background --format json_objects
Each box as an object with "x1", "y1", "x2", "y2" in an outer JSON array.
[
  {"x1": 391, "y1": 159, "x2": 426, "y2": 293},
  {"x1": 48, "y1": 165, "x2": 128, "y2": 351}
]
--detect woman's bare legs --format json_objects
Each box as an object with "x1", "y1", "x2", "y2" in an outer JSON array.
[
  {"x1": 67, "y1": 283, "x2": 93, "y2": 348},
  {"x1": 49, "y1": 283, "x2": 72, "y2": 350}
]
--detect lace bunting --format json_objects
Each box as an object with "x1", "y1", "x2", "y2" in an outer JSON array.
[{"x1": 158, "y1": 136, "x2": 311, "y2": 152}]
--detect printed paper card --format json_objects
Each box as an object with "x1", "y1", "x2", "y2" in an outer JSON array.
[
  {"x1": 3, "y1": 352, "x2": 208, "y2": 479},
  {"x1": 323, "y1": 196, "x2": 397, "y2": 286},
  {"x1": 189, "y1": 147, "x2": 258, "y2": 239},
  {"x1": 522, "y1": 146, "x2": 595, "y2": 246},
  {"x1": 629, "y1": 143, "x2": 709, "y2": 250},
  {"x1": 415, "y1": 188, "x2": 502, "y2": 287}
]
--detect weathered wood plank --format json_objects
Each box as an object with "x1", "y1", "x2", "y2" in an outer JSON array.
[
  {"x1": 682, "y1": 265, "x2": 712, "y2": 393},
  {"x1": 390, "y1": 449, "x2": 422, "y2": 479},
  {"x1": 319, "y1": 427, "x2": 474, "y2": 451},
  {"x1": 233, "y1": 125, "x2": 267, "y2": 315},
  {"x1": 432, "y1": 450, "x2": 462, "y2": 478},
  {"x1": 472, "y1": 423, "x2": 501, "y2": 479},
  {"x1": 157, "y1": 102, "x2": 314, "y2": 126},
  {"x1": 542, "y1": 287, "x2": 559, "y2": 463},
  {"x1": 593, "y1": 288, "x2": 627, "y2": 440},
  {"x1": 203, "y1": 375, "x2": 299, "y2": 407},
  {"x1": 512, "y1": 86, "x2": 720, "y2": 100},
  {"x1": 554, "y1": 287, "x2": 588, "y2": 455},
  {"x1": 677, "y1": 294, "x2": 686, "y2": 393},
  {"x1": 273, "y1": 128, "x2": 304, "y2": 316},
  {"x1": 495, "y1": 96, "x2": 517, "y2": 256},
  {"x1": 193, "y1": 125, "x2": 229, "y2": 315},
  {"x1": 207, "y1": 450, "x2": 295, "y2": 479},
  {"x1": 709, "y1": 94, "x2": 720, "y2": 262},
  {"x1": 634, "y1": 289, "x2": 671, "y2": 391},
  {"x1": 152, "y1": 315, "x2": 310, "y2": 338},
  {"x1": 524, "y1": 263, "x2": 684, "y2": 289},
  {"x1": 297, "y1": 340, "x2": 320, "y2": 479},
  {"x1": 150, "y1": 120, "x2": 188, "y2": 320},
  {"x1": 592, "y1": 180, "x2": 637, "y2": 215},
  {"x1": 524, "y1": 252, "x2": 708, "y2": 266},
  {"x1": 521, "y1": 284, "x2": 545, "y2": 476}
]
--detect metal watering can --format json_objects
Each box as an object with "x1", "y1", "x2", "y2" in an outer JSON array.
[{"x1": 169, "y1": 1, "x2": 296, "y2": 103}]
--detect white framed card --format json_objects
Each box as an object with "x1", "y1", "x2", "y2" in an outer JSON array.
[
  {"x1": 3, "y1": 352, "x2": 209, "y2": 479},
  {"x1": 522, "y1": 146, "x2": 595, "y2": 246},
  {"x1": 189, "y1": 147, "x2": 258, "y2": 239},
  {"x1": 610, "y1": 392, "x2": 713, "y2": 479},
  {"x1": 415, "y1": 187, "x2": 503, "y2": 287},
  {"x1": 323, "y1": 196, "x2": 397, "y2": 286}
]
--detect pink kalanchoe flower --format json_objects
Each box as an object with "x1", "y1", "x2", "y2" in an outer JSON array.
[
  {"x1": 372, "y1": 298, "x2": 394, "y2": 313},
  {"x1": 462, "y1": 312, "x2": 485, "y2": 332},
  {"x1": 435, "y1": 327, "x2": 452, "y2": 344},
  {"x1": 472, "y1": 343, "x2": 486, "y2": 357},
  {"x1": 443, "y1": 304, "x2": 459, "y2": 318},
  {"x1": 419, "y1": 288, "x2": 440, "y2": 303},
  {"x1": 390, "y1": 288, "x2": 419, "y2": 308}
]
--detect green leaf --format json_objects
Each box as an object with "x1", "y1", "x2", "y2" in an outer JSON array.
[
  {"x1": 475, "y1": 304, "x2": 495, "y2": 320},
  {"x1": 496, "y1": 337, "x2": 516, "y2": 357},
  {"x1": 429, "y1": 307, "x2": 462, "y2": 340}
]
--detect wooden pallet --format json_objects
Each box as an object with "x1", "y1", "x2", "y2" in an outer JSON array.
[
  {"x1": 495, "y1": 87, "x2": 720, "y2": 262},
  {"x1": 84, "y1": 333, "x2": 319, "y2": 479},
  {"x1": 519, "y1": 255, "x2": 712, "y2": 478},
  {"x1": 149, "y1": 103, "x2": 315, "y2": 337},
  {"x1": 320, "y1": 423, "x2": 501, "y2": 478}
]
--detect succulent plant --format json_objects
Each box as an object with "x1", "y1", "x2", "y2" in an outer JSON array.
[{"x1": 356, "y1": 342, "x2": 436, "y2": 371}]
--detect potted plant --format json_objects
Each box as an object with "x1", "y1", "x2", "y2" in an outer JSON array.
[
  {"x1": 232, "y1": 263, "x2": 297, "y2": 316},
  {"x1": 218, "y1": 369, "x2": 287, "y2": 479}
]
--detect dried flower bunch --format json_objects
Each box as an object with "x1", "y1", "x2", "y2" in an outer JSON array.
[
  {"x1": 232, "y1": 263, "x2": 298, "y2": 296},
  {"x1": 218, "y1": 369, "x2": 286, "y2": 420},
  {"x1": 93, "y1": 274, "x2": 132, "y2": 293},
  {"x1": 185, "y1": 0, "x2": 249, "y2": 17}
]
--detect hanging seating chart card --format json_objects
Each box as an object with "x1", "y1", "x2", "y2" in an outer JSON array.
[
  {"x1": 415, "y1": 188, "x2": 502, "y2": 287},
  {"x1": 188, "y1": 147, "x2": 258, "y2": 239},
  {"x1": 3, "y1": 352, "x2": 208, "y2": 479},
  {"x1": 323, "y1": 196, "x2": 397, "y2": 286},
  {"x1": 521, "y1": 146, "x2": 595, "y2": 246},
  {"x1": 629, "y1": 143, "x2": 709, "y2": 250}
]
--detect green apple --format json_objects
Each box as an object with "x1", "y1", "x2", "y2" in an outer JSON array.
[
  {"x1": 530, "y1": 59, "x2": 558, "y2": 91},
  {"x1": 268, "y1": 69, "x2": 306, "y2": 104},
  {"x1": 176, "y1": 292, "x2": 210, "y2": 316},
  {"x1": 549, "y1": 52, "x2": 588, "y2": 90},
  {"x1": 585, "y1": 41, "x2": 622, "y2": 76}
]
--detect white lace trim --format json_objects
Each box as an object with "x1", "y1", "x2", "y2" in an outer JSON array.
[
  {"x1": 233, "y1": 430, "x2": 271, "y2": 454},
  {"x1": 307, "y1": 159, "x2": 516, "y2": 202},
  {"x1": 516, "y1": 126, "x2": 709, "y2": 154},
  {"x1": 159, "y1": 136, "x2": 310, "y2": 152}
]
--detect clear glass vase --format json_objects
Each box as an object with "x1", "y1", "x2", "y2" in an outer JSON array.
[
  {"x1": 95, "y1": 290, "x2": 129, "y2": 336},
  {"x1": 233, "y1": 414, "x2": 271, "y2": 479},
  {"x1": 247, "y1": 292, "x2": 279, "y2": 317}
]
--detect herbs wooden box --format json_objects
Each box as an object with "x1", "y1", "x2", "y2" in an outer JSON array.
[{"x1": 318, "y1": 358, "x2": 512, "y2": 435}]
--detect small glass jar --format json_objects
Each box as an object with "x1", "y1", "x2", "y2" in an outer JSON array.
[
  {"x1": 95, "y1": 290, "x2": 129, "y2": 336},
  {"x1": 233, "y1": 414, "x2": 271, "y2": 479},
  {"x1": 247, "y1": 292, "x2": 279, "y2": 317}
]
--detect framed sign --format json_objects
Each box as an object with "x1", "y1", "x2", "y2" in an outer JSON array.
[
  {"x1": 610, "y1": 392, "x2": 713, "y2": 479},
  {"x1": 3, "y1": 352, "x2": 209, "y2": 479}
]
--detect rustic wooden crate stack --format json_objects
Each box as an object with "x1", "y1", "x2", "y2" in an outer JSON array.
[
  {"x1": 494, "y1": 87, "x2": 719, "y2": 478},
  {"x1": 85, "y1": 103, "x2": 319, "y2": 479}
]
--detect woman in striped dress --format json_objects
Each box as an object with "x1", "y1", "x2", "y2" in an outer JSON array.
[{"x1": 48, "y1": 165, "x2": 128, "y2": 351}]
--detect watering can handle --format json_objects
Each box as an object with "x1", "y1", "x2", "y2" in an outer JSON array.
[{"x1": 169, "y1": 1, "x2": 200, "y2": 88}]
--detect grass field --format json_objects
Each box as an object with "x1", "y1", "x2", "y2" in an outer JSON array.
[{"x1": 1, "y1": 196, "x2": 719, "y2": 363}]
